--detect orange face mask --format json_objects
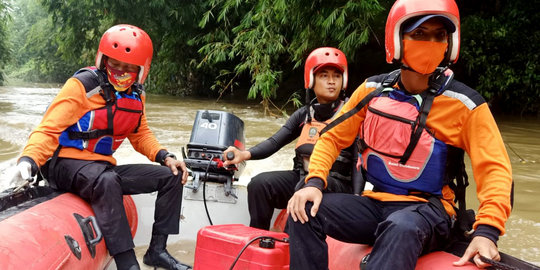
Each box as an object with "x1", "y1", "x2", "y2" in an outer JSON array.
[{"x1": 402, "y1": 40, "x2": 448, "y2": 75}]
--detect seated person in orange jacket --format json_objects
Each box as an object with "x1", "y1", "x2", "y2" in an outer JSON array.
[
  {"x1": 286, "y1": 1, "x2": 512, "y2": 269},
  {"x1": 12, "y1": 25, "x2": 191, "y2": 270}
]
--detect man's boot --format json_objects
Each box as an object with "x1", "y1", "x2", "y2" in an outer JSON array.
[
  {"x1": 143, "y1": 234, "x2": 192, "y2": 270},
  {"x1": 114, "y1": 249, "x2": 140, "y2": 270}
]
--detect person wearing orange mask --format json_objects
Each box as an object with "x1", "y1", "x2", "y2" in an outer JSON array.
[
  {"x1": 12, "y1": 25, "x2": 191, "y2": 270},
  {"x1": 286, "y1": 0, "x2": 512, "y2": 269}
]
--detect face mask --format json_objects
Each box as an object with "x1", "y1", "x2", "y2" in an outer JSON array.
[
  {"x1": 402, "y1": 39, "x2": 448, "y2": 75},
  {"x1": 105, "y1": 61, "x2": 138, "y2": 91}
]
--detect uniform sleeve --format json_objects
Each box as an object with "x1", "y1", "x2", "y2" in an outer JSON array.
[
  {"x1": 248, "y1": 108, "x2": 305, "y2": 160},
  {"x1": 461, "y1": 103, "x2": 512, "y2": 235},
  {"x1": 20, "y1": 78, "x2": 93, "y2": 167},
  {"x1": 306, "y1": 82, "x2": 369, "y2": 187},
  {"x1": 127, "y1": 94, "x2": 166, "y2": 162}
]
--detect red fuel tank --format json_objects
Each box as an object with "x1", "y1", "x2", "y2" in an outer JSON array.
[
  {"x1": 0, "y1": 189, "x2": 137, "y2": 270},
  {"x1": 194, "y1": 224, "x2": 289, "y2": 270}
]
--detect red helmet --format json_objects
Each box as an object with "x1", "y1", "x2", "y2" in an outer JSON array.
[
  {"x1": 95, "y1": 24, "x2": 153, "y2": 84},
  {"x1": 385, "y1": 0, "x2": 460, "y2": 64},
  {"x1": 304, "y1": 47, "x2": 348, "y2": 90}
]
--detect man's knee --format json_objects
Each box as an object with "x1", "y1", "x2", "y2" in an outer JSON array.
[
  {"x1": 378, "y1": 211, "x2": 427, "y2": 240},
  {"x1": 247, "y1": 174, "x2": 270, "y2": 193},
  {"x1": 162, "y1": 172, "x2": 182, "y2": 192},
  {"x1": 152, "y1": 165, "x2": 182, "y2": 190},
  {"x1": 93, "y1": 171, "x2": 122, "y2": 197}
]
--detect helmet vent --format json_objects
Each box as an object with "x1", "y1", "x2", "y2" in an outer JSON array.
[
  {"x1": 125, "y1": 48, "x2": 131, "y2": 53},
  {"x1": 113, "y1": 43, "x2": 118, "y2": 48},
  {"x1": 132, "y1": 32, "x2": 137, "y2": 37}
]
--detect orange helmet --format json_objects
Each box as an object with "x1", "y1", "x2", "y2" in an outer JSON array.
[
  {"x1": 95, "y1": 24, "x2": 153, "y2": 84},
  {"x1": 304, "y1": 47, "x2": 348, "y2": 90},
  {"x1": 385, "y1": 0, "x2": 460, "y2": 64}
]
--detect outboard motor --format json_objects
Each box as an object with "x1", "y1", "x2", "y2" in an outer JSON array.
[{"x1": 183, "y1": 110, "x2": 246, "y2": 198}]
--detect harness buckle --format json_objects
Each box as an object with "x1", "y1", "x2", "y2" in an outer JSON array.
[
  {"x1": 428, "y1": 67, "x2": 454, "y2": 95},
  {"x1": 450, "y1": 214, "x2": 457, "y2": 229}
]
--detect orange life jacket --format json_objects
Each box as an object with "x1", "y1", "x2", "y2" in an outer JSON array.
[{"x1": 295, "y1": 100, "x2": 352, "y2": 181}]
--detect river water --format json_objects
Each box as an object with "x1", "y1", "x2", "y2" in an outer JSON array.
[{"x1": 0, "y1": 85, "x2": 539, "y2": 266}]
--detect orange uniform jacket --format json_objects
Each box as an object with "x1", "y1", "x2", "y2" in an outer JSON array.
[
  {"x1": 21, "y1": 77, "x2": 165, "y2": 167},
  {"x1": 306, "y1": 76, "x2": 512, "y2": 235}
]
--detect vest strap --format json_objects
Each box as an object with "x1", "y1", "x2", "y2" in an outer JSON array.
[
  {"x1": 399, "y1": 92, "x2": 435, "y2": 164},
  {"x1": 68, "y1": 129, "x2": 113, "y2": 140}
]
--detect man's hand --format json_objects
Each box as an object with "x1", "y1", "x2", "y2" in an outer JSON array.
[
  {"x1": 12, "y1": 161, "x2": 33, "y2": 185},
  {"x1": 223, "y1": 146, "x2": 251, "y2": 167},
  {"x1": 453, "y1": 236, "x2": 500, "y2": 268},
  {"x1": 287, "y1": 186, "x2": 323, "y2": 224},
  {"x1": 10, "y1": 161, "x2": 34, "y2": 191},
  {"x1": 164, "y1": 157, "x2": 189, "y2": 185}
]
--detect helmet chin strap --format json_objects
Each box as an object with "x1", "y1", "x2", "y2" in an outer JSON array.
[
  {"x1": 305, "y1": 88, "x2": 311, "y2": 105},
  {"x1": 428, "y1": 66, "x2": 454, "y2": 95}
]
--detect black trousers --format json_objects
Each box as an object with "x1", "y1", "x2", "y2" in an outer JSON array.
[
  {"x1": 47, "y1": 158, "x2": 183, "y2": 255},
  {"x1": 247, "y1": 170, "x2": 352, "y2": 230},
  {"x1": 286, "y1": 194, "x2": 450, "y2": 270}
]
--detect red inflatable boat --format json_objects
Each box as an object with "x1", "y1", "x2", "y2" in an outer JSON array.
[
  {"x1": 0, "y1": 186, "x2": 137, "y2": 270},
  {"x1": 192, "y1": 209, "x2": 540, "y2": 270}
]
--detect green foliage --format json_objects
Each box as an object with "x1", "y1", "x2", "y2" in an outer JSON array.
[
  {"x1": 142, "y1": 2, "x2": 210, "y2": 96},
  {"x1": 459, "y1": 0, "x2": 539, "y2": 115},
  {"x1": 1, "y1": 0, "x2": 538, "y2": 115},
  {"x1": 6, "y1": 0, "x2": 79, "y2": 83},
  {"x1": 37, "y1": 0, "x2": 208, "y2": 96},
  {"x1": 0, "y1": 0, "x2": 11, "y2": 84},
  {"x1": 196, "y1": 0, "x2": 384, "y2": 111}
]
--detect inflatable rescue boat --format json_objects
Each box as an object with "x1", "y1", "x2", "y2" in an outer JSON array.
[
  {"x1": 0, "y1": 185, "x2": 137, "y2": 269},
  {"x1": 1, "y1": 109, "x2": 538, "y2": 270}
]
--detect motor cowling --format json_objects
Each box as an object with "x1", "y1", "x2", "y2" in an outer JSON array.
[{"x1": 183, "y1": 110, "x2": 246, "y2": 195}]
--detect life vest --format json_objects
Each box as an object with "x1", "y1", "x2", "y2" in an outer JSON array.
[
  {"x1": 58, "y1": 67, "x2": 144, "y2": 156},
  {"x1": 358, "y1": 88, "x2": 447, "y2": 196},
  {"x1": 295, "y1": 100, "x2": 352, "y2": 181},
  {"x1": 320, "y1": 68, "x2": 455, "y2": 196}
]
